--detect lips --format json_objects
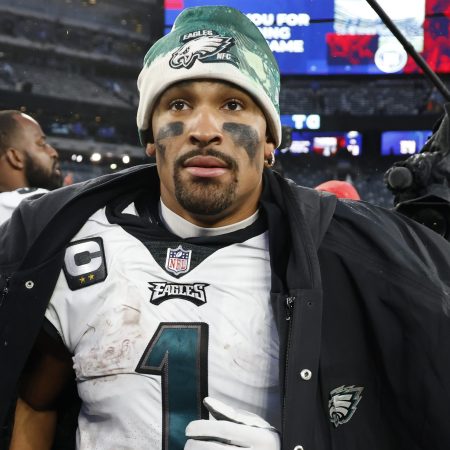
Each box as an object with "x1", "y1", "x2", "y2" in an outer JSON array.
[{"x1": 183, "y1": 155, "x2": 230, "y2": 178}]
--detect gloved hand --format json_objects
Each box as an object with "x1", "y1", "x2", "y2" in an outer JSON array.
[{"x1": 185, "y1": 397, "x2": 280, "y2": 449}]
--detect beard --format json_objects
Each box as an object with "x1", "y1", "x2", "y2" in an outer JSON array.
[
  {"x1": 24, "y1": 154, "x2": 63, "y2": 191},
  {"x1": 173, "y1": 149, "x2": 238, "y2": 216}
]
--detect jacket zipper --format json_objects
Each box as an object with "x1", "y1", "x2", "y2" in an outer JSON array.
[
  {"x1": 282, "y1": 295, "x2": 296, "y2": 441},
  {"x1": 0, "y1": 275, "x2": 11, "y2": 308},
  {"x1": 285, "y1": 296, "x2": 295, "y2": 321}
]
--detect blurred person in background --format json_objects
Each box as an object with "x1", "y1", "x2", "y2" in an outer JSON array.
[
  {"x1": 2, "y1": 6, "x2": 450, "y2": 450},
  {"x1": 315, "y1": 179, "x2": 361, "y2": 200},
  {"x1": 0, "y1": 110, "x2": 62, "y2": 224}
]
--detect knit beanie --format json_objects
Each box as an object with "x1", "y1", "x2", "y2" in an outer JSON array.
[{"x1": 137, "y1": 5, "x2": 281, "y2": 147}]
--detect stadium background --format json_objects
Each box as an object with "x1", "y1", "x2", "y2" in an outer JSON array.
[{"x1": 0, "y1": 0, "x2": 448, "y2": 208}]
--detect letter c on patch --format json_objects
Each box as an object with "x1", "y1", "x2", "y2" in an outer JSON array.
[
  {"x1": 64, "y1": 240, "x2": 103, "y2": 276},
  {"x1": 63, "y1": 237, "x2": 107, "y2": 290}
]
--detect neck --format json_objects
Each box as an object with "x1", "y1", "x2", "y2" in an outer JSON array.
[
  {"x1": 0, "y1": 179, "x2": 29, "y2": 193},
  {"x1": 159, "y1": 199, "x2": 259, "y2": 238},
  {"x1": 0, "y1": 163, "x2": 28, "y2": 192}
]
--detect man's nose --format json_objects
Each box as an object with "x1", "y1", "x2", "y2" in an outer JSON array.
[
  {"x1": 46, "y1": 143, "x2": 58, "y2": 158},
  {"x1": 188, "y1": 107, "x2": 223, "y2": 147}
]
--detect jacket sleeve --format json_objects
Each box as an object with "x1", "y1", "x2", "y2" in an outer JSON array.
[{"x1": 321, "y1": 200, "x2": 450, "y2": 448}]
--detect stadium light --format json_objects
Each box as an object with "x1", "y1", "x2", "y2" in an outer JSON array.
[{"x1": 90, "y1": 152, "x2": 102, "y2": 162}]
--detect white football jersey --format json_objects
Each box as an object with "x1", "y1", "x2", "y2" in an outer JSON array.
[
  {"x1": 0, "y1": 187, "x2": 48, "y2": 225},
  {"x1": 45, "y1": 204, "x2": 280, "y2": 450}
]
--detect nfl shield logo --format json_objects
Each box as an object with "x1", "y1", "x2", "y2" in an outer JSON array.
[{"x1": 165, "y1": 245, "x2": 192, "y2": 275}]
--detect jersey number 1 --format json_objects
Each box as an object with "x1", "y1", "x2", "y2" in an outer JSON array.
[{"x1": 136, "y1": 322, "x2": 209, "y2": 450}]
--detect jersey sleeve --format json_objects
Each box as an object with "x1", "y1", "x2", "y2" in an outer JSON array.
[
  {"x1": 0, "y1": 188, "x2": 48, "y2": 225},
  {"x1": 44, "y1": 269, "x2": 73, "y2": 351},
  {"x1": 44, "y1": 207, "x2": 111, "y2": 354}
]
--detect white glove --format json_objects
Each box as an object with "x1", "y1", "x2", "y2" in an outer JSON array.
[{"x1": 185, "y1": 397, "x2": 280, "y2": 449}]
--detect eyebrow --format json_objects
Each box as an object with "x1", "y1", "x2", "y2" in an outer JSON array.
[{"x1": 163, "y1": 81, "x2": 195, "y2": 95}]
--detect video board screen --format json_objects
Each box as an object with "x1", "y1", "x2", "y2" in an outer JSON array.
[
  {"x1": 381, "y1": 130, "x2": 432, "y2": 155},
  {"x1": 164, "y1": 0, "x2": 450, "y2": 75},
  {"x1": 278, "y1": 130, "x2": 362, "y2": 157}
]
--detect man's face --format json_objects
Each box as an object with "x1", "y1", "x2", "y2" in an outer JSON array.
[
  {"x1": 15, "y1": 114, "x2": 62, "y2": 190},
  {"x1": 148, "y1": 80, "x2": 275, "y2": 226}
]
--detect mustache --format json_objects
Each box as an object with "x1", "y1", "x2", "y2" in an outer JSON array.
[{"x1": 175, "y1": 148, "x2": 238, "y2": 171}]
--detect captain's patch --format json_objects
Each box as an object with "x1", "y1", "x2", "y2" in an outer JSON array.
[
  {"x1": 148, "y1": 282, "x2": 209, "y2": 306},
  {"x1": 63, "y1": 237, "x2": 107, "y2": 290}
]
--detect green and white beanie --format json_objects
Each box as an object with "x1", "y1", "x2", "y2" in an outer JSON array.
[{"x1": 137, "y1": 5, "x2": 281, "y2": 147}]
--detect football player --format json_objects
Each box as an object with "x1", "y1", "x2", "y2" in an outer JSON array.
[
  {"x1": 0, "y1": 110, "x2": 62, "y2": 224},
  {"x1": 3, "y1": 6, "x2": 450, "y2": 450}
]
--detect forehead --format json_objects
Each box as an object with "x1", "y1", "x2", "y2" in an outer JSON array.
[
  {"x1": 159, "y1": 79, "x2": 255, "y2": 101},
  {"x1": 14, "y1": 114, "x2": 44, "y2": 139}
]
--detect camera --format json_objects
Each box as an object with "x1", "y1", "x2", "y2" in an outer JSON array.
[{"x1": 385, "y1": 104, "x2": 450, "y2": 240}]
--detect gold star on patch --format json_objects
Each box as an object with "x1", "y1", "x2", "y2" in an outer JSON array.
[
  {"x1": 88, "y1": 274, "x2": 95, "y2": 281},
  {"x1": 79, "y1": 276, "x2": 86, "y2": 283}
]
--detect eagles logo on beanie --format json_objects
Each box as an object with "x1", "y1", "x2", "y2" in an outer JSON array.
[{"x1": 137, "y1": 6, "x2": 281, "y2": 147}]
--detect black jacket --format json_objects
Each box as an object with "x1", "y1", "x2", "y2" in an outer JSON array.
[{"x1": 1, "y1": 164, "x2": 450, "y2": 450}]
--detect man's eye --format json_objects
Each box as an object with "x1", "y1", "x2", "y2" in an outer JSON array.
[
  {"x1": 170, "y1": 100, "x2": 188, "y2": 111},
  {"x1": 224, "y1": 100, "x2": 243, "y2": 111}
]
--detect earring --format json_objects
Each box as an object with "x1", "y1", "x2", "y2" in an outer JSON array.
[{"x1": 265, "y1": 152, "x2": 275, "y2": 168}]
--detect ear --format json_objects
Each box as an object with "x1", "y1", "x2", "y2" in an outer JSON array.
[
  {"x1": 145, "y1": 142, "x2": 156, "y2": 158},
  {"x1": 4, "y1": 147, "x2": 25, "y2": 170},
  {"x1": 263, "y1": 135, "x2": 275, "y2": 161}
]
